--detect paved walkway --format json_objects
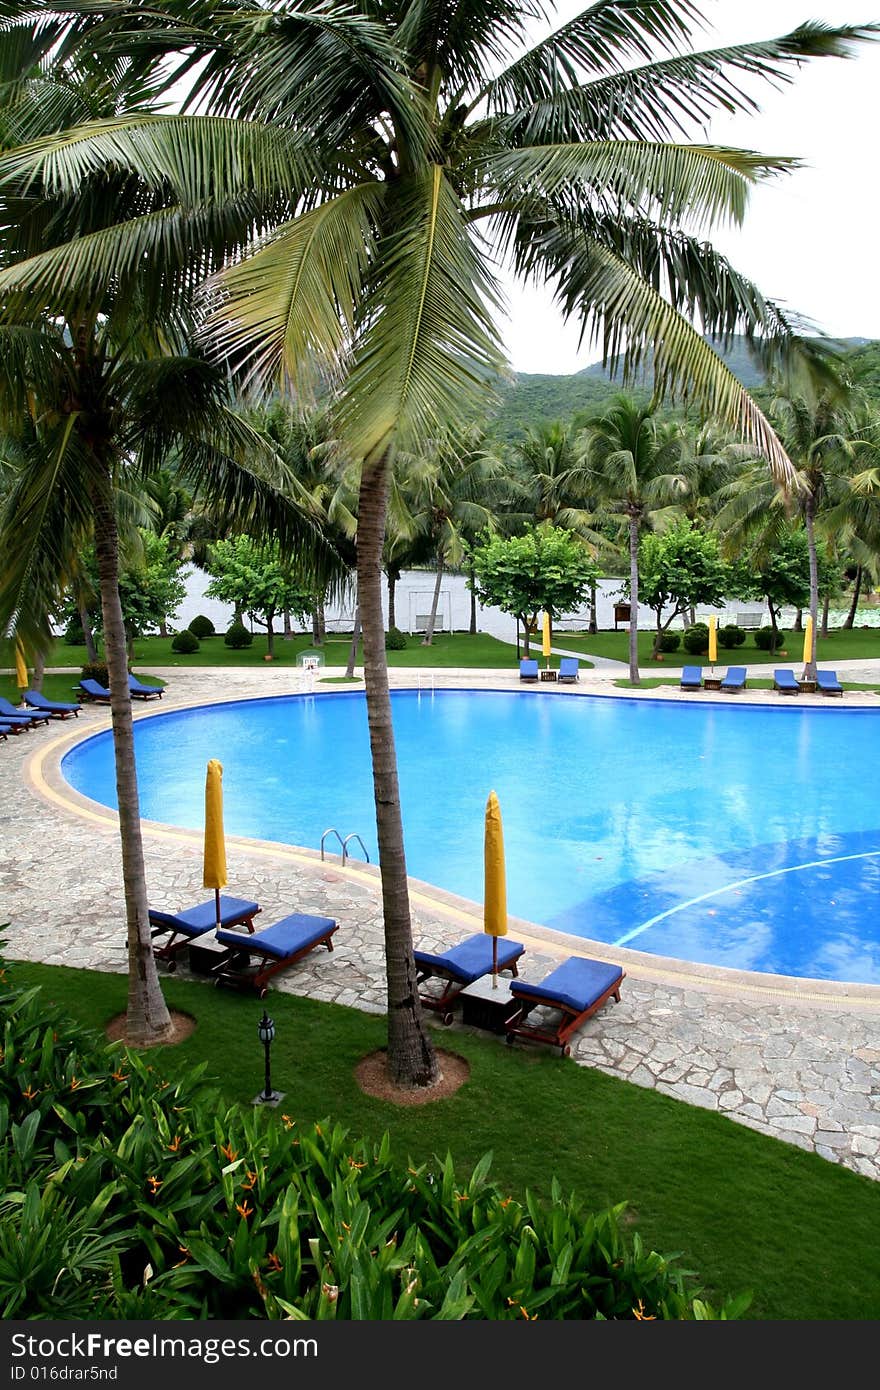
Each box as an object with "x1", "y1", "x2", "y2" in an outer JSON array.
[{"x1": 2, "y1": 663, "x2": 879, "y2": 1182}]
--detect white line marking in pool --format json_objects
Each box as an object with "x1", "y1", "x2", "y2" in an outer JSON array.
[{"x1": 612, "y1": 848, "x2": 880, "y2": 948}]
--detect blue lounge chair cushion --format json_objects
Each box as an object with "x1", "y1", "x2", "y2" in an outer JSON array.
[
  {"x1": 24, "y1": 689, "x2": 81, "y2": 714},
  {"x1": 816, "y1": 670, "x2": 843, "y2": 693},
  {"x1": 680, "y1": 665, "x2": 702, "y2": 689},
  {"x1": 149, "y1": 895, "x2": 261, "y2": 939},
  {"x1": 79, "y1": 678, "x2": 111, "y2": 699},
  {"x1": 0, "y1": 697, "x2": 48, "y2": 725},
  {"x1": 217, "y1": 912, "x2": 337, "y2": 960},
  {"x1": 720, "y1": 666, "x2": 746, "y2": 690},
  {"x1": 129, "y1": 674, "x2": 163, "y2": 697},
  {"x1": 558, "y1": 657, "x2": 579, "y2": 681},
  {"x1": 510, "y1": 957, "x2": 624, "y2": 1014},
  {"x1": 0, "y1": 713, "x2": 36, "y2": 727},
  {"x1": 774, "y1": 668, "x2": 799, "y2": 692},
  {"x1": 519, "y1": 659, "x2": 539, "y2": 680},
  {"x1": 414, "y1": 933, "x2": 525, "y2": 984}
]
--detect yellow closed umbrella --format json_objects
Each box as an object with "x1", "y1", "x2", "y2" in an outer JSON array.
[
  {"x1": 14, "y1": 638, "x2": 27, "y2": 698},
  {"x1": 542, "y1": 611, "x2": 552, "y2": 667},
  {"x1": 203, "y1": 759, "x2": 228, "y2": 930},
  {"x1": 802, "y1": 615, "x2": 814, "y2": 670},
  {"x1": 708, "y1": 616, "x2": 717, "y2": 669},
  {"x1": 483, "y1": 790, "x2": 507, "y2": 988}
]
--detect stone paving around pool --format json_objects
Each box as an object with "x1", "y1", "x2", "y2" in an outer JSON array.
[{"x1": 2, "y1": 662, "x2": 879, "y2": 1183}]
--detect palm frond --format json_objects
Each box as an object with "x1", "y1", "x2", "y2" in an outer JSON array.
[
  {"x1": 203, "y1": 181, "x2": 387, "y2": 398},
  {"x1": 480, "y1": 141, "x2": 795, "y2": 229},
  {"x1": 337, "y1": 166, "x2": 507, "y2": 463}
]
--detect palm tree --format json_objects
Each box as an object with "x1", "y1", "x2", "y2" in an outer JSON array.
[
  {"x1": 3, "y1": 3, "x2": 875, "y2": 1086},
  {"x1": 0, "y1": 57, "x2": 331, "y2": 1046},
  {"x1": 576, "y1": 396, "x2": 692, "y2": 681}
]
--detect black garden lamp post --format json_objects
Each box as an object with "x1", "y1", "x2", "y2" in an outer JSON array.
[{"x1": 254, "y1": 1008, "x2": 282, "y2": 1106}]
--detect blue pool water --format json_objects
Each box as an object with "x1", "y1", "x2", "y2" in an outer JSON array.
[{"x1": 61, "y1": 690, "x2": 880, "y2": 984}]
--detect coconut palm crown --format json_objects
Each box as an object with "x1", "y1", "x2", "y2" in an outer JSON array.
[{"x1": 0, "y1": 0, "x2": 877, "y2": 1081}]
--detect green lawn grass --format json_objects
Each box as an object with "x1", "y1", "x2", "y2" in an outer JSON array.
[
  {"x1": 560, "y1": 626, "x2": 880, "y2": 667},
  {"x1": 12, "y1": 960, "x2": 880, "y2": 1321}
]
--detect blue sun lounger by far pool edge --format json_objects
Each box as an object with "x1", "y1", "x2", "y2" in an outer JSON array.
[
  {"x1": 24, "y1": 689, "x2": 81, "y2": 718},
  {"x1": 816, "y1": 669, "x2": 843, "y2": 696},
  {"x1": 773, "y1": 668, "x2": 800, "y2": 695},
  {"x1": 558, "y1": 657, "x2": 579, "y2": 682},
  {"x1": 129, "y1": 673, "x2": 164, "y2": 700},
  {"x1": 506, "y1": 956, "x2": 625, "y2": 1056},
  {"x1": 414, "y1": 933, "x2": 526, "y2": 1022},
  {"x1": 213, "y1": 912, "x2": 338, "y2": 995},
  {"x1": 519, "y1": 659, "x2": 539, "y2": 681},
  {"x1": 78, "y1": 678, "x2": 111, "y2": 702},
  {"x1": 680, "y1": 665, "x2": 702, "y2": 690},
  {"x1": 720, "y1": 666, "x2": 747, "y2": 692},
  {"x1": 149, "y1": 895, "x2": 261, "y2": 968}
]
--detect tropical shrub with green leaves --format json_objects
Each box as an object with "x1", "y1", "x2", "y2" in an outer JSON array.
[
  {"x1": 0, "y1": 956, "x2": 748, "y2": 1321},
  {"x1": 224, "y1": 620, "x2": 253, "y2": 650},
  {"x1": 385, "y1": 626, "x2": 407, "y2": 650},
  {"x1": 187, "y1": 614, "x2": 215, "y2": 639},
  {"x1": 658, "y1": 631, "x2": 681, "y2": 653},
  {"x1": 171, "y1": 629, "x2": 200, "y2": 654},
  {"x1": 80, "y1": 661, "x2": 109, "y2": 686},
  {"x1": 718, "y1": 625, "x2": 747, "y2": 649},
  {"x1": 682, "y1": 623, "x2": 710, "y2": 655},
  {"x1": 755, "y1": 627, "x2": 785, "y2": 651}
]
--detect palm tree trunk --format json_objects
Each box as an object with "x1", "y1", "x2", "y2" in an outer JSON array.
[
  {"x1": 421, "y1": 554, "x2": 444, "y2": 646},
  {"x1": 793, "y1": 608, "x2": 802, "y2": 632},
  {"x1": 158, "y1": 619, "x2": 168, "y2": 639},
  {"x1": 311, "y1": 600, "x2": 325, "y2": 646},
  {"x1": 345, "y1": 603, "x2": 361, "y2": 678},
  {"x1": 33, "y1": 649, "x2": 45, "y2": 693},
  {"x1": 469, "y1": 565, "x2": 478, "y2": 635},
  {"x1": 79, "y1": 603, "x2": 99, "y2": 664},
  {"x1": 283, "y1": 607, "x2": 293, "y2": 639},
  {"x1": 266, "y1": 611, "x2": 276, "y2": 657},
  {"x1": 804, "y1": 494, "x2": 819, "y2": 679},
  {"x1": 387, "y1": 566, "x2": 398, "y2": 631},
  {"x1": 821, "y1": 592, "x2": 830, "y2": 639},
  {"x1": 357, "y1": 451, "x2": 439, "y2": 1089},
  {"x1": 589, "y1": 581, "x2": 597, "y2": 634},
  {"x1": 628, "y1": 513, "x2": 640, "y2": 685},
  {"x1": 90, "y1": 478, "x2": 172, "y2": 1046},
  {"x1": 843, "y1": 566, "x2": 863, "y2": 629}
]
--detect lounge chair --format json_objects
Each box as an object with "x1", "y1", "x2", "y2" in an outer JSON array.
[
  {"x1": 0, "y1": 697, "x2": 49, "y2": 727},
  {"x1": 719, "y1": 666, "x2": 747, "y2": 693},
  {"x1": 129, "y1": 673, "x2": 164, "y2": 700},
  {"x1": 773, "y1": 668, "x2": 800, "y2": 695},
  {"x1": 414, "y1": 932, "x2": 526, "y2": 1023},
  {"x1": 558, "y1": 657, "x2": 579, "y2": 683},
  {"x1": 0, "y1": 713, "x2": 39, "y2": 731},
  {"x1": 212, "y1": 911, "x2": 339, "y2": 996},
  {"x1": 24, "y1": 689, "x2": 81, "y2": 718},
  {"x1": 519, "y1": 659, "x2": 539, "y2": 682},
  {"x1": 149, "y1": 895, "x2": 261, "y2": 969},
  {"x1": 78, "y1": 678, "x2": 111, "y2": 703},
  {"x1": 816, "y1": 669, "x2": 843, "y2": 697},
  {"x1": 505, "y1": 956, "x2": 626, "y2": 1057},
  {"x1": 679, "y1": 665, "x2": 702, "y2": 691}
]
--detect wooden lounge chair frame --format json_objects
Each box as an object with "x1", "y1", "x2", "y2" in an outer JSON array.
[
  {"x1": 415, "y1": 936, "x2": 525, "y2": 1024},
  {"x1": 505, "y1": 967, "x2": 626, "y2": 1057},
  {"x1": 212, "y1": 915, "x2": 338, "y2": 997},
  {"x1": 149, "y1": 898, "x2": 261, "y2": 969}
]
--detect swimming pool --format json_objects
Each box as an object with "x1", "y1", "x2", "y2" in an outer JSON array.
[{"x1": 61, "y1": 690, "x2": 880, "y2": 984}]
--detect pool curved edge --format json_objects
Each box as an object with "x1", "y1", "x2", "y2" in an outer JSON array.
[{"x1": 24, "y1": 691, "x2": 880, "y2": 1015}]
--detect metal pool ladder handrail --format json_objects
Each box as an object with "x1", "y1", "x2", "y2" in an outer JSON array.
[{"x1": 320, "y1": 828, "x2": 371, "y2": 866}]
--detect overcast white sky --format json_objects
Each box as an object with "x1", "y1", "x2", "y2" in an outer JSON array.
[{"x1": 499, "y1": 0, "x2": 880, "y2": 373}]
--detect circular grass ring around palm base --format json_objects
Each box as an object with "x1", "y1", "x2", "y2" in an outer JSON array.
[
  {"x1": 355, "y1": 1048, "x2": 469, "y2": 1104},
  {"x1": 105, "y1": 1010, "x2": 196, "y2": 1047}
]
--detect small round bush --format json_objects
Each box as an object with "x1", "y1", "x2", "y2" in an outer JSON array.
[
  {"x1": 224, "y1": 620, "x2": 253, "y2": 649},
  {"x1": 755, "y1": 626, "x2": 783, "y2": 651},
  {"x1": 718, "y1": 624, "x2": 746, "y2": 649},
  {"x1": 682, "y1": 622, "x2": 709, "y2": 655},
  {"x1": 80, "y1": 661, "x2": 109, "y2": 685},
  {"x1": 658, "y1": 631, "x2": 681, "y2": 653},
  {"x1": 171, "y1": 629, "x2": 200, "y2": 654},
  {"x1": 385, "y1": 626, "x2": 407, "y2": 650},
  {"x1": 188, "y1": 614, "x2": 216, "y2": 639}
]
